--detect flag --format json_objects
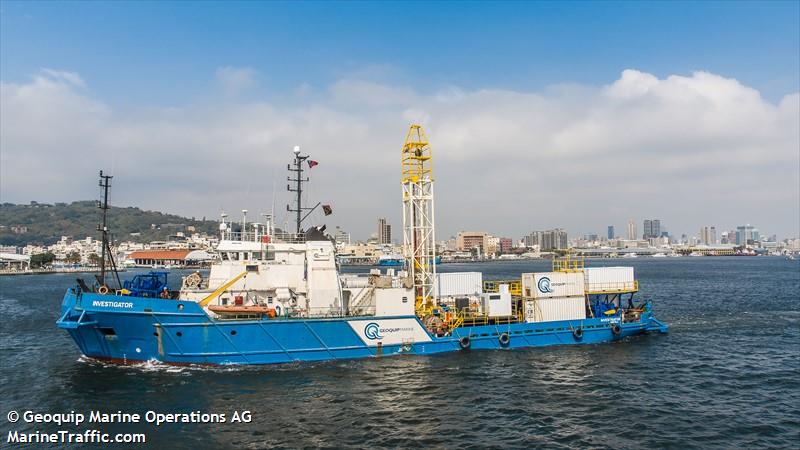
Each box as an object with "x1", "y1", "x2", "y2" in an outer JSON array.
[
  {"x1": 322, "y1": 204, "x2": 332, "y2": 216},
  {"x1": 308, "y1": 160, "x2": 319, "y2": 169}
]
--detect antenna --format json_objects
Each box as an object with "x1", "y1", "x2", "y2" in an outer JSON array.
[{"x1": 286, "y1": 145, "x2": 319, "y2": 234}]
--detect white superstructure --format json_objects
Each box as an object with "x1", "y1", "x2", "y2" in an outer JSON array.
[{"x1": 178, "y1": 214, "x2": 413, "y2": 319}]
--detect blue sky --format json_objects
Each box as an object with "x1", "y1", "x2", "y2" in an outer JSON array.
[
  {"x1": 1, "y1": 2, "x2": 799, "y2": 240},
  {"x1": 3, "y1": 1, "x2": 798, "y2": 104}
]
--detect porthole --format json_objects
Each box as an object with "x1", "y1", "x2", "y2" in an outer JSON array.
[
  {"x1": 176, "y1": 331, "x2": 183, "y2": 337},
  {"x1": 230, "y1": 330, "x2": 237, "y2": 336}
]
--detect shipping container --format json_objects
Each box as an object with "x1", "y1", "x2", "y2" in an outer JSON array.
[
  {"x1": 375, "y1": 288, "x2": 414, "y2": 316},
  {"x1": 434, "y1": 272, "x2": 483, "y2": 297},
  {"x1": 481, "y1": 292, "x2": 512, "y2": 317},
  {"x1": 524, "y1": 296, "x2": 586, "y2": 322},
  {"x1": 584, "y1": 267, "x2": 635, "y2": 292},
  {"x1": 521, "y1": 272, "x2": 585, "y2": 299}
]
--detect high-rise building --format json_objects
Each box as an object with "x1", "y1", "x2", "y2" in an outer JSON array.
[
  {"x1": 736, "y1": 224, "x2": 760, "y2": 246},
  {"x1": 524, "y1": 229, "x2": 568, "y2": 251},
  {"x1": 643, "y1": 219, "x2": 661, "y2": 239},
  {"x1": 334, "y1": 226, "x2": 351, "y2": 246},
  {"x1": 607, "y1": 226, "x2": 615, "y2": 240},
  {"x1": 499, "y1": 238, "x2": 513, "y2": 254},
  {"x1": 627, "y1": 220, "x2": 637, "y2": 241},
  {"x1": 377, "y1": 218, "x2": 391, "y2": 245},
  {"x1": 700, "y1": 226, "x2": 716, "y2": 245}
]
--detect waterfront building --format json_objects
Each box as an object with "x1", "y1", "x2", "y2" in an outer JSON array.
[
  {"x1": 643, "y1": 219, "x2": 661, "y2": 239},
  {"x1": 499, "y1": 237, "x2": 513, "y2": 254},
  {"x1": 457, "y1": 231, "x2": 489, "y2": 255},
  {"x1": 607, "y1": 225, "x2": 615, "y2": 240},
  {"x1": 0, "y1": 252, "x2": 30, "y2": 270},
  {"x1": 126, "y1": 249, "x2": 213, "y2": 267},
  {"x1": 377, "y1": 218, "x2": 392, "y2": 245},
  {"x1": 700, "y1": 226, "x2": 717, "y2": 245},
  {"x1": 736, "y1": 224, "x2": 760, "y2": 246},
  {"x1": 627, "y1": 220, "x2": 637, "y2": 241},
  {"x1": 524, "y1": 229, "x2": 568, "y2": 251},
  {"x1": 486, "y1": 236, "x2": 500, "y2": 255},
  {"x1": 334, "y1": 226, "x2": 351, "y2": 246}
]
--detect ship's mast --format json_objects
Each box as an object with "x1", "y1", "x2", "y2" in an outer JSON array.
[
  {"x1": 287, "y1": 146, "x2": 320, "y2": 235},
  {"x1": 401, "y1": 124, "x2": 437, "y2": 315},
  {"x1": 97, "y1": 171, "x2": 121, "y2": 289}
]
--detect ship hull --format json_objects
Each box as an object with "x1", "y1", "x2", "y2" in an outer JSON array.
[{"x1": 57, "y1": 289, "x2": 668, "y2": 366}]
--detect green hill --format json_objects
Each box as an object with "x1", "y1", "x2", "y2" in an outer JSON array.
[{"x1": 0, "y1": 201, "x2": 220, "y2": 246}]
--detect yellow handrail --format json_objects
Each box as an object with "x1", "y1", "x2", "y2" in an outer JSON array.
[
  {"x1": 199, "y1": 272, "x2": 247, "y2": 307},
  {"x1": 483, "y1": 280, "x2": 522, "y2": 296}
]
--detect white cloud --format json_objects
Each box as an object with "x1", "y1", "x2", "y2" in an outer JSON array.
[
  {"x1": 1, "y1": 69, "x2": 797, "y2": 240},
  {"x1": 39, "y1": 68, "x2": 86, "y2": 88},
  {"x1": 215, "y1": 66, "x2": 258, "y2": 97}
]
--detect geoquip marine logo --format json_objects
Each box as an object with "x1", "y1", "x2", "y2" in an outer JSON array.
[
  {"x1": 537, "y1": 277, "x2": 553, "y2": 293},
  {"x1": 364, "y1": 322, "x2": 383, "y2": 340}
]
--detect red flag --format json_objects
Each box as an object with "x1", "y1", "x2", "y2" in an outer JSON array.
[{"x1": 308, "y1": 160, "x2": 319, "y2": 169}]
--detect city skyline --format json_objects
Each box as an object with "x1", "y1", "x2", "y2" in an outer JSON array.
[{"x1": 2, "y1": 2, "x2": 798, "y2": 240}]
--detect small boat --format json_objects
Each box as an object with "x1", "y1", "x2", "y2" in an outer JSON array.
[{"x1": 377, "y1": 254, "x2": 405, "y2": 267}]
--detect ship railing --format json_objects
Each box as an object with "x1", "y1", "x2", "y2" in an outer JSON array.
[
  {"x1": 222, "y1": 231, "x2": 306, "y2": 243},
  {"x1": 442, "y1": 301, "x2": 524, "y2": 331},
  {"x1": 303, "y1": 306, "x2": 376, "y2": 318},
  {"x1": 482, "y1": 280, "x2": 522, "y2": 296},
  {"x1": 271, "y1": 232, "x2": 306, "y2": 243},
  {"x1": 585, "y1": 280, "x2": 639, "y2": 294},
  {"x1": 552, "y1": 256, "x2": 585, "y2": 272}
]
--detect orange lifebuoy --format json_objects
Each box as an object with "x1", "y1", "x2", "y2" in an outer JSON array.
[{"x1": 98, "y1": 285, "x2": 109, "y2": 295}]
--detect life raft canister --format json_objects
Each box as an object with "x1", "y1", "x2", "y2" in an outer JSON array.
[
  {"x1": 611, "y1": 323, "x2": 622, "y2": 336},
  {"x1": 573, "y1": 327, "x2": 584, "y2": 340},
  {"x1": 498, "y1": 332, "x2": 510, "y2": 346},
  {"x1": 459, "y1": 336, "x2": 471, "y2": 350}
]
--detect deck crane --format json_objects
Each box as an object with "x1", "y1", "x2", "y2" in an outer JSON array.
[{"x1": 401, "y1": 124, "x2": 437, "y2": 315}]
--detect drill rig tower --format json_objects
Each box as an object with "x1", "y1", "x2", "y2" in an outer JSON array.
[{"x1": 401, "y1": 124, "x2": 437, "y2": 314}]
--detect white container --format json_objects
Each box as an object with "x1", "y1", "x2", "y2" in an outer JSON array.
[
  {"x1": 375, "y1": 288, "x2": 414, "y2": 316},
  {"x1": 435, "y1": 272, "x2": 483, "y2": 297},
  {"x1": 481, "y1": 292, "x2": 512, "y2": 317},
  {"x1": 525, "y1": 296, "x2": 586, "y2": 323},
  {"x1": 521, "y1": 272, "x2": 585, "y2": 299},
  {"x1": 584, "y1": 267, "x2": 635, "y2": 292}
]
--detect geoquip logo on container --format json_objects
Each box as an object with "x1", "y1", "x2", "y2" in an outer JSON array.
[
  {"x1": 537, "y1": 277, "x2": 553, "y2": 293},
  {"x1": 364, "y1": 322, "x2": 383, "y2": 340}
]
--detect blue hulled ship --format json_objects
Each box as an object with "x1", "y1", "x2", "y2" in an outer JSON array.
[{"x1": 58, "y1": 128, "x2": 667, "y2": 366}]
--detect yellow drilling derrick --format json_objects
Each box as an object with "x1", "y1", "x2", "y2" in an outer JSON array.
[{"x1": 401, "y1": 124, "x2": 437, "y2": 316}]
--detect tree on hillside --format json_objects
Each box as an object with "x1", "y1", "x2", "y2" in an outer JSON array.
[
  {"x1": 30, "y1": 252, "x2": 55, "y2": 268},
  {"x1": 88, "y1": 253, "x2": 101, "y2": 266},
  {"x1": 65, "y1": 251, "x2": 82, "y2": 264}
]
